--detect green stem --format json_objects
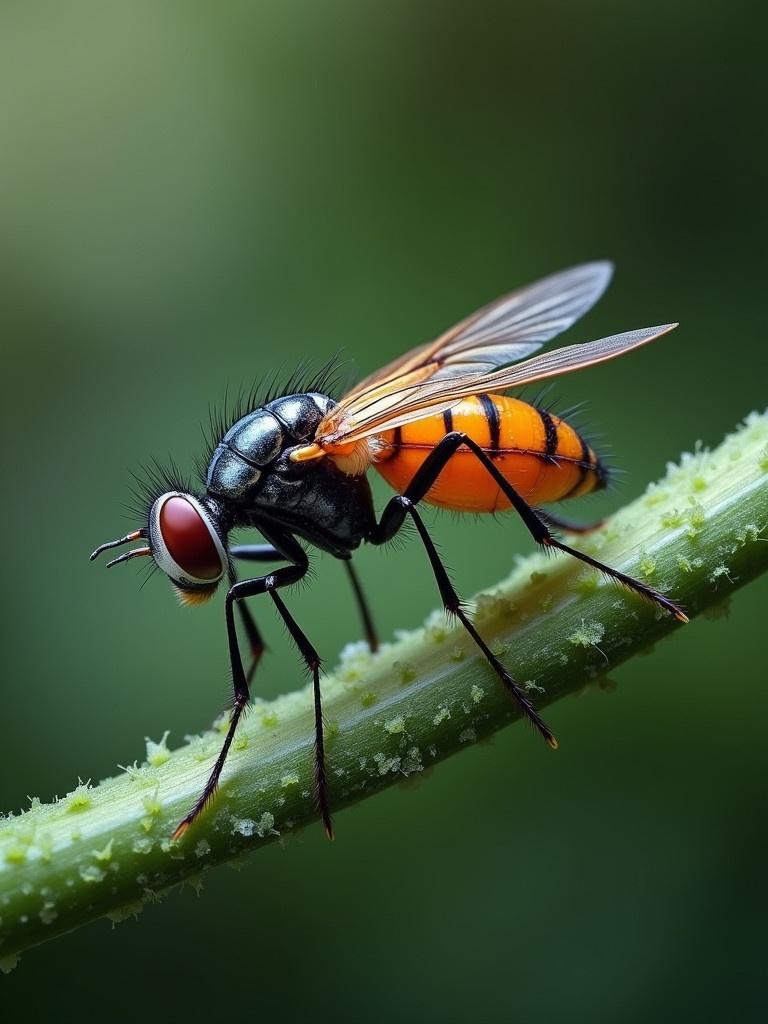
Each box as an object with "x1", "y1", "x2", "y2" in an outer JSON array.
[{"x1": 2, "y1": 411, "x2": 767, "y2": 969}]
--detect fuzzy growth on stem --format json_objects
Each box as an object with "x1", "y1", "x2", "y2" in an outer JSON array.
[{"x1": 1, "y1": 411, "x2": 767, "y2": 970}]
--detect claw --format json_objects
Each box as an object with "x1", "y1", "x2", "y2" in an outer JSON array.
[{"x1": 171, "y1": 819, "x2": 191, "y2": 842}]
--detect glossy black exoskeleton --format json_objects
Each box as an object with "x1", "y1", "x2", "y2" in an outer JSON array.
[{"x1": 206, "y1": 393, "x2": 376, "y2": 558}]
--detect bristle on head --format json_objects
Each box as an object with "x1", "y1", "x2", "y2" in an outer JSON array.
[{"x1": 173, "y1": 583, "x2": 218, "y2": 607}]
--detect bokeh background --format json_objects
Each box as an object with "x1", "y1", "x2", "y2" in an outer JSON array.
[{"x1": 2, "y1": 0, "x2": 766, "y2": 1018}]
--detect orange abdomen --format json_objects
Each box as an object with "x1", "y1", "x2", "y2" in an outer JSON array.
[{"x1": 374, "y1": 395, "x2": 606, "y2": 512}]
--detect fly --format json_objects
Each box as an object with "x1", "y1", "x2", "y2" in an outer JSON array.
[{"x1": 91, "y1": 262, "x2": 687, "y2": 840}]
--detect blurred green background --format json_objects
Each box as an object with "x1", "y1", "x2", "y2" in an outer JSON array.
[{"x1": 2, "y1": 0, "x2": 766, "y2": 1018}]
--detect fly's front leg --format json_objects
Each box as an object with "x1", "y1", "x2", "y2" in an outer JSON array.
[
  {"x1": 231, "y1": 537, "x2": 339, "y2": 834},
  {"x1": 229, "y1": 544, "x2": 283, "y2": 682},
  {"x1": 233, "y1": 543, "x2": 378, "y2": 655},
  {"x1": 174, "y1": 532, "x2": 334, "y2": 841},
  {"x1": 229, "y1": 544, "x2": 283, "y2": 562},
  {"x1": 173, "y1": 541, "x2": 309, "y2": 840}
]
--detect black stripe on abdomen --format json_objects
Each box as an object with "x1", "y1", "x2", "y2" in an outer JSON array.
[
  {"x1": 442, "y1": 407, "x2": 454, "y2": 433},
  {"x1": 561, "y1": 432, "x2": 593, "y2": 499},
  {"x1": 578, "y1": 432, "x2": 592, "y2": 468},
  {"x1": 537, "y1": 408, "x2": 559, "y2": 463},
  {"x1": 478, "y1": 394, "x2": 501, "y2": 455}
]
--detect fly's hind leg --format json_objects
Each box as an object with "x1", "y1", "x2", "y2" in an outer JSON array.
[
  {"x1": 453, "y1": 434, "x2": 688, "y2": 623},
  {"x1": 536, "y1": 510, "x2": 605, "y2": 535},
  {"x1": 369, "y1": 430, "x2": 687, "y2": 748},
  {"x1": 369, "y1": 433, "x2": 557, "y2": 747}
]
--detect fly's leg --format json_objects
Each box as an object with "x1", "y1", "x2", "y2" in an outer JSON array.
[
  {"x1": 233, "y1": 543, "x2": 378, "y2": 654},
  {"x1": 229, "y1": 544, "x2": 282, "y2": 682},
  {"x1": 172, "y1": 551, "x2": 307, "y2": 841},
  {"x1": 229, "y1": 544, "x2": 283, "y2": 563},
  {"x1": 374, "y1": 431, "x2": 685, "y2": 620},
  {"x1": 370, "y1": 434, "x2": 557, "y2": 747},
  {"x1": 536, "y1": 510, "x2": 605, "y2": 535},
  {"x1": 343, "y1": 559, "x2": 379, "y2": 652},
  {"x1": 237, "y1": 598, "x2": 266, "y2": 685},
  {"x1": 268, "y1": 588, "x2": 332, "y2": 839},
  {"x1": 174, "y1": 532, "x2": 334, "y2": 840},
  {"x1": 369, "y1": 431, "x2": 687, "y2": 747},
  {"x1": 452, "y1": 434, "x2": 688, "y2": 622}
]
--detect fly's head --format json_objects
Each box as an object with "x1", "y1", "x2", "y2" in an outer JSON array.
[{"x1": 90, "y1": 491, "x2": 229, "y2": 605}]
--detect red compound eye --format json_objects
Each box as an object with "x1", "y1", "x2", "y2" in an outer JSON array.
[{"x1": 159, "y1": 496, "x2": 223, "y2": 581}]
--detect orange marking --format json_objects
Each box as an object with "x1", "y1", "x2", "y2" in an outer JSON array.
[{"x1": 289, "y1": 443, "x2": 325, "y2": 462}]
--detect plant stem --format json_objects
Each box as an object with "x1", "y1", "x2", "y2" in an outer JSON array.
[{"x1": 2, "y1": 411, "x2": 767, "y2": 969}]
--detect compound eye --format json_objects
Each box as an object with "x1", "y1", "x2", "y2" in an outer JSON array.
[{"x1": 154, "y1": 495, "x2": 225, "y2": 584}]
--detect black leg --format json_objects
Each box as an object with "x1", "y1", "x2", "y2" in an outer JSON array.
[
  {"x1": 229, "y1": 545, "x2": 282, "y2": 683},
  {"x1": 171, "y1": 577, "x2": 257, "y2": 841},
  {"x1": 174, "y1": 531, "x2": 334, "y2": 840},
  {"x1": 269, "y1": 589, "x2": 332, "y2": 839},
  {"x1": 376, "y1": 497, "x2": 557, "y2": 746},
  {"x1": 229, "y1": 570, "x2": 266, "y2": 685},
  {"x1": 233, "y1": 543, "x2": 378, "y2": 653},
  {"x1": 370, "y1": 433, "x2": 556, "y2": 745},
  {"x1": 536, "y1": 510, "x2": 605, "y2": 535},
  {"x1": 229, "y1": 544, "x2": 283, "y2": 562},
  {"x1": 374, "y1": 431, "x2": 685, "y2": 622},
  {"x1": 172, "y1": 550, "x2": 306, "y2": 841},
  {"x1": 343, "y1": 559, "x2": 379, "y2": 652},
  {"x1": 453, "y1": 434, "x2": 688, "y2": 623},
  {"x1": 369, "y1": 431, "x2": 687, "y2": 748}
]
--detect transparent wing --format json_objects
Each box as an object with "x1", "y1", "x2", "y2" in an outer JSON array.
[
  {"x1": 427, "y1": 260, "x2": 614, "y2": 379},
  {"x1": 318, "y1": 323, "x2": 677, "y2": 446},
  {"x1": 345, "y1": 262, "x2": 613, "y2": 403}
]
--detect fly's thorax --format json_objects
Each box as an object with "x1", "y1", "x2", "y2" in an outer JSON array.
[
  {"x1": 250, "y1": 457, "x2": 374, "y2": 555},
  {"x1": 205, "y1": 392, "x2": 336, "y2": 503},
  {"x1": 205, "y1": 392, "x2": 373, "y2": 554}
]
